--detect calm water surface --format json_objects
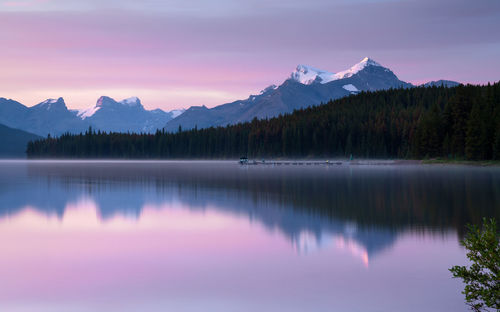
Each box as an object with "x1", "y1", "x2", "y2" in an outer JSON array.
[{"x1": 0, "y1": 161, "x2": 499, "y2": 312}]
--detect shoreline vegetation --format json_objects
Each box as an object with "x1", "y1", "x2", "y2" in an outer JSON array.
[
  {"x1": 422, "y1": 158, "x2": 500, "y2": 166},
  {"x1": 27, "y1": 83, "x2": 500, "y2": 161}
]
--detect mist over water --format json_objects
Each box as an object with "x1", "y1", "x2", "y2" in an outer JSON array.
[{"x1": 0, "y1": 161, "x2": 499, "y2": 312}]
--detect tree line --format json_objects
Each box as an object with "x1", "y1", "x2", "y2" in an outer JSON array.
[{"x1": 27, "y1": 82, "x2": 500, "y2": 160}]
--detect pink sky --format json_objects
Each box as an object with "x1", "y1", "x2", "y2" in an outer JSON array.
[{"x1": 1, "y1": 0, "x2": 499, "y2": 111}]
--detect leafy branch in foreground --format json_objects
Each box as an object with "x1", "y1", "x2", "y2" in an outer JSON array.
[{"x1": 449, "y1": 218, "x2": 499, "y2": 312}]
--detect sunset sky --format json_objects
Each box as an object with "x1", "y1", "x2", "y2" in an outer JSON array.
[{"x1": 1, "y1": 0, "x2": 499, "y2": 111}]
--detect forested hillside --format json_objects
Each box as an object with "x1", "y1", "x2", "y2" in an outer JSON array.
[
  {"x1": 27, "y1": 83, "x2": 500, "y2": 160},
  {"x1": 0, "y1": 124, "x2": 41, "y2": 157}
]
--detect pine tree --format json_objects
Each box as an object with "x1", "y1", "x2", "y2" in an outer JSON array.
[
  {"x1": 493, "y1": 125, "x2": 500, "y2": 160},
  {"x1": 25, "y1": 83, "x2": 500, "y2": 161},
  {"x1": 465, "y1": 102, "x2": 485, "y2": 160}
]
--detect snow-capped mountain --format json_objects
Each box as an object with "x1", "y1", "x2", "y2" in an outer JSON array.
[
  {"x1": 292, "y1": 64, "x2": 337, "y2": 85},
  {"x1": 0, "y1": 96, "x2": 184, "y2": 136},
  {"x1": 291, "y1": 57, "x2": 383, "y2": 85},
  {"x1": 0, "y1": 97, "x2": 89, "y2": 136},
  {"x1": 164, "y1": 57, "x2": 417, "y2": 132},
  {"x1": 74, "y1": 96, "x2": 184, "y2": 133},
  {"x1": 0, "y1": 57, "x2": 459, "y2": 137},
  {"x1": 35, "y1": 98, "x2": 64, "y2": 110},
  {"x1": 119, "y1": 96, "x2": 141, "y2": 107}
]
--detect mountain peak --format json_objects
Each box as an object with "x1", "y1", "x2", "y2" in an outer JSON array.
[
  {"x1": 96, "y1": 96, "x2": 142, "y2": 108},
  {"x1": 360, "y1": 57, "x2": 381, "y2": 66},
  {"x1": 291, "y1": 57, "x2": 385, "y2": 85},
  {"x1": 40, "y1": 97, "x2": 64, "y2": 104},
  {"x1": 36, "y1": 97, "x2": 66, "y2": 110},
  {"x1": 96, "y1": 96, "x2": 115, "y2": 107},
  {"x1": 291, "y1": 65, "x2": 336, "y2": 85},
  {"x1": 119, "y1": 96, "x2": 141, "y2": 107},
  {"x1": 334, "y1": 57, "x2": 382, "y2": 80}
]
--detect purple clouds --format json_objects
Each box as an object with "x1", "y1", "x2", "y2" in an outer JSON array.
[{"x1": 0, "y1": 0, "x2": 499, "y2": 110}]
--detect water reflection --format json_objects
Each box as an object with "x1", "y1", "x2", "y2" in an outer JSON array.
[
  {"x1": 1, "y1": 161, "x2": 499, "y2": 261},
  {"x1": 1, "y1": 161, "x2": 498, "y2": 312}
]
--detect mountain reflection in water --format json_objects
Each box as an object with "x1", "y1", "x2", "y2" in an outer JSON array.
[{"x1": 1, "y1": 161, "x2": 498, "y2": 263}]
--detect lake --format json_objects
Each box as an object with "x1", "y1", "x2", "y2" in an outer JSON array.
[{"x1": 0, "y1": 160, "x2": 499, "y2": 312}]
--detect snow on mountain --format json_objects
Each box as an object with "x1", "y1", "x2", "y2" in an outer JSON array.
[
  {"x1": 260, "y1": 85, "x2": 277, "y2": 94},
  {"x1": 165, "y1": 57, "x2": 413, "y2": 132},
  {"x1": 74, "y1": 96, "x2": 184, "y2": 123},
  {"x1": 40, "y1": 98, "x2": 58, "y2": 105},
  {"x1": 119, "y1": 96, "x2": 141, "y2": 107},
  {"x1": 334, "y1": 57, "x2": 382, "y2": 80},
  {"x1": 77, "y1": 106, "x2": 101, "y2": 119},
  {"x1": 291, "y1": 57, "x2": 384, "y2": 85},
  {"x1": 291, "y1": 65, "x2": 336, "y2": 85},
  {"x1": 37, "y1": 97, "x2": 65, "y2": 110},
  {"x1": 13, "y1": 97, "x2": 89, "y2": 136},
  {"x1": 66, "y1": 96, "x2": 182, "y2": 133},
  {"x1": 342, "y1": 84, "x2": 359, "y2": 92},
  {"x1": 80, "y1": 96, "x2": 143, "y2": 119},
  {"x1": 1, "y1": 57, "x2": 460, "y2": 136}
]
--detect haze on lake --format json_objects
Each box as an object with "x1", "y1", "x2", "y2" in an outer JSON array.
[{"x1": 0, "y1": 161, "x2": 499, "y2": 312}]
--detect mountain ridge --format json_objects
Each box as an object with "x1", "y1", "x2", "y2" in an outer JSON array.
[
  {"x1": 0, "y1": 57, "x2": 459, "y2": 136},
  {"x1": 163, "y1": 57, "x2": 421, "y2": 132},
  {"x1": 0, "y1": 96, "x2": 183, "y2": 136}
]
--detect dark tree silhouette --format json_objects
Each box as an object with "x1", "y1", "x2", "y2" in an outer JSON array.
[{"x1": 27, "y1": 82, "x2": 500, "y2": 160}]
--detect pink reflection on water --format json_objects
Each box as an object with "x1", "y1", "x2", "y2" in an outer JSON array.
[
  {"x1": 294, "y1": 229, "x2": 370, "y2": 267},
  {"x1": 0, "y1": 199, "x2": 467, "y2": 312},
  {"x1": 335, "y1": 236, "x2": 370, "y2": 268},
  {"x1": 0, "y1": 199, "x2": 292, "y2": 302}
]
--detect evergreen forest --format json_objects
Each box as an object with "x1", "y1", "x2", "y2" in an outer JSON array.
[{"x1": 26, "y1": 82, "x2": 500, "y2": 160}]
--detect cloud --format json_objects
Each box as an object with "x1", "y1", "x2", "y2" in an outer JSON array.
[{"x1": 0, "y1": 0, "x2": 499, "y2": 110}]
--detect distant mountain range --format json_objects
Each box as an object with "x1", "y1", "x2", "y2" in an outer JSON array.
[
  {"x1": 163, "y1": 58, "x2": 459, "y2": 131},
  {"x1": 0, "y1": 96, "x2": 184, "y2": 137},
  {"x1": 73, "y1": 96, "x2": 184, "y2": 134},
  {"x1": 0, "y1": 57, "x2": 459, "y2": 138},
  {"x1": 421, "y1": 80, "x2": 461, "y2": 88}
]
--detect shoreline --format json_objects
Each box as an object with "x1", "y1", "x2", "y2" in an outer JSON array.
[
  {"x1": 1, "y1": 158, "x2": 499, "y2": 167},
  {"x1": 421, "y1": 159, "x2": 500, "y2": 167}
]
